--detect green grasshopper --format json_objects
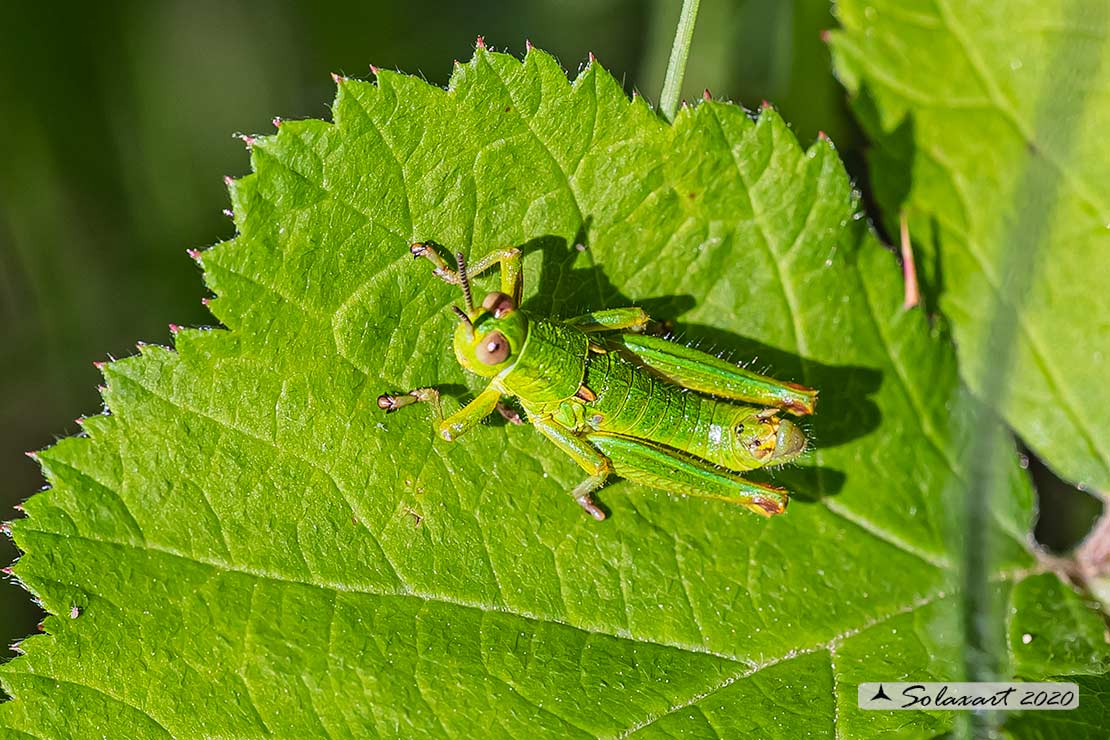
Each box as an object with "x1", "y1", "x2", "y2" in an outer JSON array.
[{"x1": 378, "y1": 243, "x2": 817, "y2": 521}]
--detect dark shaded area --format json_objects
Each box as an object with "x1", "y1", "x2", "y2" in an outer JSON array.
[
  {"x1": 761, "y1": 465, "x2": 848, "y2": 505},
  {"x1": 674, "y1": 324, "x2": 882, "y2": 451},
  {"x1": 1028, "y1": 444, "x2": 1104, "y2": 554},
  {"x1": 519, "y1": 232, "x2": 699, "y2": 321},
  {"x1": 849, "y1": 86, "x2": 954, "y2": 320},
  {"x1": 0, "y1": 0, "x2": 857, "y2": 660}
]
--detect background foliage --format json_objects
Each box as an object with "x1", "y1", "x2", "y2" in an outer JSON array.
[
  {"x1": 6, "y1": 36, "x2": 1104, "y2": 737},
  {"x1": 1, "y1": 0, "x2": 1106, "y2": 736},
  {"x1": 831, "y1": 0, "x2": 1110, "y2": 497}
]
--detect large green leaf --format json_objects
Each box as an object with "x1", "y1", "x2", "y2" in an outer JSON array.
[
  {"x1": 828, "y1": 0, "x2": 1110, "y2": 492},
  {"x1": 3, "y1": 47, "x2": 1106, "y2": 738}
]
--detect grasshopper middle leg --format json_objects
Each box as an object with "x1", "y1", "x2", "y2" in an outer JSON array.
[
  {"x1": 565, "y1": 307, "x2": 650, "y2": 334},
  {"x1": 378, "y1": 385, "x2": 501, "y2": 442},
  {"x1": 531, "y1": 418, "x2": 610, "y2": 520}
]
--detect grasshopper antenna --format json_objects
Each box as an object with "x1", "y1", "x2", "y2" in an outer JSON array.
[
  {"x1": 456, "y1": 252, "x2": 474, "y2": 312},
  {"x1": 451, "y1": 305, "x2": 474, "y2": 332}
]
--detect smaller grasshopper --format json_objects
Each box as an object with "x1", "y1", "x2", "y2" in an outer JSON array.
[{"x1": 379, "y1": 243, "x2": 817, "y2": 520}]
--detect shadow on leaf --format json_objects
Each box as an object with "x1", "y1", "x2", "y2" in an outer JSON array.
[{"x1": 517, "y1": 233, "x2": 884, "y2": 502}]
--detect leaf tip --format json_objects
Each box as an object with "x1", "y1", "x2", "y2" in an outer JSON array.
[
  {"x1": 201, "y1": 297, "x2": 212, "y2": 307},
  {"x1": 817, "y1": 130, "x2": 829, "y2": 141},
  {"x1": 525, "y1": 39, "x2": 533, "y2": 51},
  {"x1": 331, "y1": 72, "x2": 346, "y2": 85},
  {"x1": 222, "y1": 175, "x2": 234, "y2": 187},
  {"x1": 92, "y1": 360, "x2": 106, "y2": 370},
  {"x1": 272, "y1": 116, "x2": 283, "y2": 129},
  {"x1": 703, "y1": 88, "x2": 712, "y2": 101},
  {"x1": 2, "y1": 566, "x2": 13, "y2": 576},
  {"x1": 235, "y1": 132, "x2": 255, "y2": 149},
  {"x1": 168, "y1": 323, "x2": 181, "y2": 335},
  {"x1": 369, "y1": 64, "x2": 379, "y2": 75},
  {"x1": 761, "y1": 99, "x2": 772, "y2": 110},
  {"x1": 588, "y1": 51, "x2": 596, "y2": 64},
  {"x1": 187, "y1": 248, "x2": 203, "y2": 263},
  {"x1": 222, "y1": 208, "x2": 234, "y2": 219},
  {"x1": 475, "y1": 35, "x2": 486, "y2": 49},
  {"x1": 820, "y1": 29, "x2": 831, "y2": 43}
]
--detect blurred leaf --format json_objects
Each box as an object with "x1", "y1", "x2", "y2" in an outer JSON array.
[
  {"x1": 1002, "y1": 574, "x2": 1110, "y2": 737},
  {"x1": 829, "y1": 0, "x2": 1110, "y2": 493},
  {"x1": 640, "y1": 0, "x2": 860, "y2": 148},
  {"x1": 1004, "y1": 673, "x2": 1110, "y2": 739},
  {"x1": 2, "y1": 47, "x2": 1105, "y2": 737}
]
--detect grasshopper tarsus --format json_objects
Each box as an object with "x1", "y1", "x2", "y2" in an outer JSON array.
[
  {"x1": 378, "y1": 388, "x2": 441, "y2": 415},
  {"x1": 377, "y1": 393, "x2": 402, "y2": 412},
  {"x1": 576, "y1": 495, "x2": 607, "y2": 521},
  {"x1": 647, "y1": 318, "x2": 676, "y2": 337},
  {"x1": 495, "y1": 402, "x2": 524, "y2": 425}
]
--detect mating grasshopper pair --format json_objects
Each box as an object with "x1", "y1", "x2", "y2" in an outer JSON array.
[{"x1": 378, "y1": 243, "x2": 817, "y2": 520}]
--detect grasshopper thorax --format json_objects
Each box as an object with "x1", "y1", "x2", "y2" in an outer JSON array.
[{"x1": 452, "y1": 292, "x2": 529, "y2": 378}]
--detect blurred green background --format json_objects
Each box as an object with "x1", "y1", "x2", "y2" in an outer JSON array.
[
  {"x1": 0, "y1": 0, "x2": 860, "y2": 649},
  {"x1": 6, "y1": 0, "x2": 1090, "y2": 663}
]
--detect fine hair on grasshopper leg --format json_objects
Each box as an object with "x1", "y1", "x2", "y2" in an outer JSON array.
[{"x1": 378, "y1": 241, "x2": 818, "y2": 521}]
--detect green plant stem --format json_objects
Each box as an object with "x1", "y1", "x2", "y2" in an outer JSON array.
[{"x1": 659, "y1": 0, "x2": 701, "y2": 122}]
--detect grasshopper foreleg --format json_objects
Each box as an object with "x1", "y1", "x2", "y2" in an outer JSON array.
[{"x1": 411, "y1": 242, "x2": 522, "y2": 305}]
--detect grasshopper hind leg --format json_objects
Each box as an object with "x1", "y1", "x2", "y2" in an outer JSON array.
[{"x1": 587, "y1": 433, "x2": 789, "y2": 517}]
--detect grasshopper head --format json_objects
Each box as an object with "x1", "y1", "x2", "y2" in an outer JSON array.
[
  {"x1": 452, "y1": 291, "x2": 528, "y2": 377},
  {"x1": 446, "y1": 252, "x2": 527, "y2": 377}
]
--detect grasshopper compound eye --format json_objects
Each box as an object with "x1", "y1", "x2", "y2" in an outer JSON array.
[
  {"x1": 476, "y1": 331, "x2": 511, "y2": 365},
  {"x1": 482, "y1": 291, "x2": 516, "y2": 318}
]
